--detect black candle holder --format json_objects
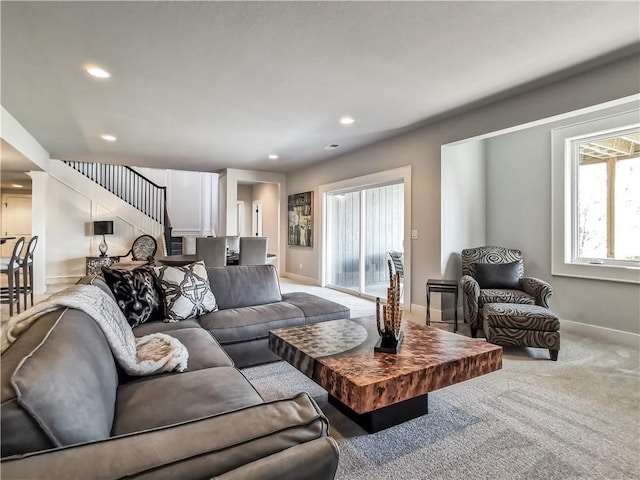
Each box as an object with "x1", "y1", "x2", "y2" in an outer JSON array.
[
  {"x1": 374, "y1": 331, "x2": 404, "y2": 354},
  {"x1": 375, "y1": 265, "x2": 404, "y2": 354}
]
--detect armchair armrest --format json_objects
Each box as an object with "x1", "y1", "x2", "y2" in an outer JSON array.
[
  {"x1": 460, "y1": 275, "x2": 480, "y2": 328},
  {"x1": 1, "y1": 393, "x2": 331, "y2": 480},
  {"x1": 521, "y1": 277, "x2": 553, "y2": 307},
  {"x1": 213, "y1": 437, "x2": 339, "y2": 480}
]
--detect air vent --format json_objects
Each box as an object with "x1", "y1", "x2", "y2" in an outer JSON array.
[{"x1": 323, "y1": 144, "x2": 340, "y2": 150}]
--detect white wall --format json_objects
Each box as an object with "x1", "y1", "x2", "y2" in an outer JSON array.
[
  {"x1": 237, "y1": 185, "x2": 253, "y2": 236},
  {"x1": 286, "y1": 52, "x2": 640, "y2": 330},
  {"x1": 253, "y1": 183, "x2": 279, "y2": 255},
  {"x1": 134, "y1": 166, "x2": 219, "y2": 236},
  {"x1": 485, "y1": 100, "x2": 640, "y2": 334},
  {"x1": 42, "y1": 166, "x2": 164, "y2": 285},
  {"x1": 218, "y1": 169, "x2": 286, "y2": 270}
]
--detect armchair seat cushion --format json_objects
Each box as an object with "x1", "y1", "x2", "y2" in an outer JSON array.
[{"x1": 479, "y1": 289, "x2": 534, "y2": 309}]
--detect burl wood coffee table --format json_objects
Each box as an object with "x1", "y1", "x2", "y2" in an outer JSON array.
[{"x1": 269, "y1": 317, "x2": 502, "y2": 433}]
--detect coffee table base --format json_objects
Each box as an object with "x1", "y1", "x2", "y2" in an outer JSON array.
[{"x1": 328, "y1": 393, "x2": 429, "y2": 433}]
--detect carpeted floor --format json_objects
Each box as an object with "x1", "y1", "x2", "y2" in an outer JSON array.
[{"x1": 246, "y1": 279, "x2": 640, "y2": 479}]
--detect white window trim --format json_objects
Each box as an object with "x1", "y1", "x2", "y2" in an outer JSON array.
[{"x1": 551, "y1": 108, "x2": 640, "y2": 284}]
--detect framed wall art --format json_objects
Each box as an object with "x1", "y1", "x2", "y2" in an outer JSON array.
[{"x1": 288, "y1": 191, "x2": 313, "y2": 247}]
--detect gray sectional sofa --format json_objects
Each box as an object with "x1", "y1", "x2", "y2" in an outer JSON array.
[{"x1": 1, "y1": 264, "x2": 347, "y2": 479}]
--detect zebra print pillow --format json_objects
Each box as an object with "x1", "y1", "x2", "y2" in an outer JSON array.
[{"x1": 102, "y1": 266, "x2": 165, "y2": 327}]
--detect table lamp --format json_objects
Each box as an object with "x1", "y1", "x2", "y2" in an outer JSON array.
[{"x1": 93, "y1": 221, "x2": 114, "y2": 256}]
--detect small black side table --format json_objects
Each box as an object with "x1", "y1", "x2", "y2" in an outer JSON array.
[{"x1": 426, "y1": 279, "x2": 459, "y2": 333}]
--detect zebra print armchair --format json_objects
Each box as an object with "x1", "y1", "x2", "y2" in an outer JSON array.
[{"x1": 459, "y1": 246, "x2": 552, "y2": 337}]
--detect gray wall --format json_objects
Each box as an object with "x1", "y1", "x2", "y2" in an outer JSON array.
[
  {"x1": 285, "y1": 53, "x2": 640, "y2": 331},
  {"x1": 485, "y1": 102, "x2": 640, "y2": 334},
  {"x1": 441, "y1": 140, "x2": 486, "y2": 280}
]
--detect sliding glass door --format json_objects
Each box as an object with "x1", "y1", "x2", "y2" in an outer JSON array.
[{"x1": 326, "y1": 182, "x2": 404, "y2": 298}]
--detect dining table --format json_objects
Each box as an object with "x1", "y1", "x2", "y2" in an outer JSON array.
[
  {"x1": 156, "y1": 253, "x2": 275, "y2": 267},
  {"x1": 0, "y1": 236, "x2": 16, "y2": 245}
]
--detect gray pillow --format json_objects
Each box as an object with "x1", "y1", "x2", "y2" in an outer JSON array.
[
  {"x1": 474, "y1": 261, "x2": 520, "y2": 289},
  {"x1": 153, "y1": 261, "x2": 218, "y2": 321}
]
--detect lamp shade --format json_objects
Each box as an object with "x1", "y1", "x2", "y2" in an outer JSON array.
[{"x1": 93, "y1": 221, "x2": 114, "y2": 235}]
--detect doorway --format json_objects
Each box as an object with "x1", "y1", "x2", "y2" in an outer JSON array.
[
  {"x1": 1, "y1": 193, "x2": 32, "y2": 257},
  {"x1": 325, "y1": 181, "x2": 404, "y2": 299}
]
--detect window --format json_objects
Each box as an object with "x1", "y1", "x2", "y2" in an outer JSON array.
[
  {"x1": 573, "y1": 128, "x2": 640, "y2": 265},
  {"x1": 551, "y1": 106, "x2": 640, "y2": 284}
]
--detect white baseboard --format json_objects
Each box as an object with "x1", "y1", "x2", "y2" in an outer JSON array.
[
  {"x1": 46, "y1": 276, "x2": 82, "y2": 294},
  {"x1": 410, "y1": 303, "x2": 462, "y2": 322},
  {"x1": 560, "y1": 319, "x2": 639, "y2": 349},
  {"x1": 280, "y1": 272, "x2": 320, "y2": 286}
]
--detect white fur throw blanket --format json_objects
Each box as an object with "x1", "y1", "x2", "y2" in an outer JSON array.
[{"x1": 1, "y1": 284, "x2": 188, "y2": 375}]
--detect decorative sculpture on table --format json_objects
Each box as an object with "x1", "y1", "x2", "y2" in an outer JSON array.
[{"x1": 375, "y1": 262, "x2": 404, "y2": 353}]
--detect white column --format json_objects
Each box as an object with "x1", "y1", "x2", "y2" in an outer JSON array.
[{"x1": 27, "y1": 171, "x2": 48, "y2": 294}]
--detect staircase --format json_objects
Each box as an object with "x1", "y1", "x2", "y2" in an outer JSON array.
[
  {"x1": 169, "y1": 236, "x2": 183, "y2": 255},
  {"x1": 62, "y1": 161, "x2": 173, "y2": 251}
]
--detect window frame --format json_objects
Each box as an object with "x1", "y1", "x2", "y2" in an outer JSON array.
[
  {"x1": 551, "y1": 108, "x2": 640, "y2": 284},
  {"x1": 569, "y1": 125, "x2": 640, "y2": 268}
]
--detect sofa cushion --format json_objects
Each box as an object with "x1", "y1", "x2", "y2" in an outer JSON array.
[
  {"x1": 132, "y1": 319, "x2": 201, "y2": 337},
  {"x1": 474, "y1": 261, "x2": 521, "y2": 289},
  {"x1": 112, "y1": 367, "x2": 263, "y2": 435},
  {"x1": 101, "y1": 266, "x2": 165, "y2": 327},
  {"x1": 199, "y1": 303, "x2": 305, "y2": 344},
  {"x1": 1, "y1": 312, "x2": 63, "y2": 457},
  {"x1": 206, "y1": 265, "x2": 282, "y2": 310},
  {"x1": 281, "y1": 292, "x2": 350, "y2": 324},
  {"x1": 154, "y1": 261, "x2": 218, "y2": 321},
  {"x1": 159, "y1": 328, "x2": 234, "y2": 370},
  {"x1": 8, "y1": 310, "x2": 118, "y2": 451}
]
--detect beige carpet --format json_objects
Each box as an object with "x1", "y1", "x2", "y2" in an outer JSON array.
[{"x1": 247, "y1": 278, "x2": 640, "y2": 479}]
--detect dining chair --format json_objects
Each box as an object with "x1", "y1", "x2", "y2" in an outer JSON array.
[
  {"x1": 239, "y1": 237, "x2": 268, "y2": 265},
  {"x1": 225, "y1": 235, "x2": 240, "y2": 253},
  {"x1": 196, "y1": 237, "x2": 227, "y2": 267},
  {"x1": 116, "y1": 235, "x2": 158, "y2": 267},
  {"x1": 19, "y1": 236, "x2": 38, "y2": 309},
  {"x1": 1, "y1": 237, "x2": 25, "y2": 316}
]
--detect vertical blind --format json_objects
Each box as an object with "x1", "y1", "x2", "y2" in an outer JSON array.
[{"x1": 327, "y1": 182, "x2": 403, "y2": 291}]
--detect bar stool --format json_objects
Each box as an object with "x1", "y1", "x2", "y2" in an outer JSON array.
[
  {"x1": 19, "y1": 236, "x2": 38, "y2": 309},
  {"x1": 1, "y1": 237, "x2": 25, "y2": 316}
]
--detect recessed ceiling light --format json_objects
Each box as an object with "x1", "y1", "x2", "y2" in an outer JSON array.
[
  {"x1": 11, "y1": 184, "x2": 23, "y2": 188},
  {"x1": 101, "y1": 134, "x2": 117, "y2": 142},
  {"x1": 85, "y1": 65, "x2": 111, "y2": 78},
  {"x1": 340, "y1": 116, "x2": 355, "y2": 125},
  {"x1": 268, "y1": 154, "x2": 279, "y2": 160}
]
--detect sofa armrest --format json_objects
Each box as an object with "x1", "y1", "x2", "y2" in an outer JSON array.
[
  {"x1": 460, "y1": 275, "x2": 480, "y2": 327},
  {"x1": 1, "y1": 393, "x2": 330, "y2": 480},
  {"x1": 213, "y1": 437, "x2": 339, "y2": 480},
  {"x1": 521, "y1": 277, "x2": 553, "y2": 308}
]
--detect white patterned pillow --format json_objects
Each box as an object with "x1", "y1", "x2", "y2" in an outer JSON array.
[{"x1": 153, "y1": 261, "x2": 218, "y2": 321}]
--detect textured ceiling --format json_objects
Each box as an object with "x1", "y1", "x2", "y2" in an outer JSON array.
[{"x1": 1, "y1": 1, "x2": 639, "y2": 173}]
